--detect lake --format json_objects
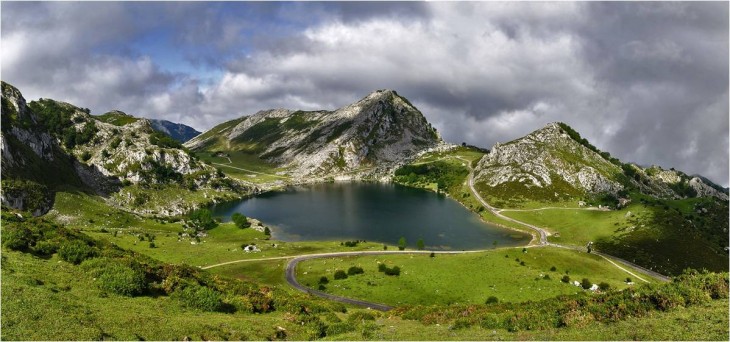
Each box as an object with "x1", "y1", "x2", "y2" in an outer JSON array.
[{"x1": 210, "y1": 182, "x2": 531, "y2": 250}]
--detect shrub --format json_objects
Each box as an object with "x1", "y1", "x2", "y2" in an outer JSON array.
[
  {"x1": 347, "y1": 266, "x2": 364, "y2": 276},
  {"x1": 581, "y1": 278, "x2": 593, "y2": 290},
  {"x1": 598, "y1": 282, "x2": 611, "y2": 291},
  {"x1": 231, "y1": 213, "x2": 251, "y2": 229},
  {"x1": 561, "y1": 275, "x2": 570, "y2": 283},
  {"x1": 98, "y1": 263, "x2": 146, "y2": 296},
  {"x1": 319, "y1": 276, "x2": 329, "y2": 284},
  {"x1": 543, "y1": 274, "x2": 552, "y2": 281},
  {"x1": 417, "y1": 238, "x2": 425, "y2": 250},
  {"x1": 485, "y1": 296, "x2": 499, "y2": 304},
  {"x1": 378, "y1": 263, "x2": 387, "y2": 272},
  {"x1": 318, "y1": 284, "x2": 326, "y2": 291},
  {"x1": 334, "y1": 270, "x2": 348, "y2": 280},
  {"x1": 2, "y1": 225, "x2": 32, "y2": 251},
  {"x1": 173, "y1": 284, "x2": 223, "y2": 312},
  {"x1": 384, "y1": 266, "x2": 401, "y2": 276},
  {"x1": 348, "y1": 311, "x2": 376, "y2": 321},
  {"x1": 325, "y1": 322, "x2": 355, "y2": 336},
  {"x1": 58, "y1": 240, "x2": 96, "y2": 264},
  {"x1": 398, "y1": 237, "x2": 406, "y2": 250},
  {"x1": 550, "y1": 266, "x2": 557, "y2": 272}
]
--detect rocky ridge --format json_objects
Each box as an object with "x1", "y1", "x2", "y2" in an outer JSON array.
[
  {"x1": 185, "y1": 89, "x2": 443, "y2": 179},
  {"x1": 474, "y1": 122, "x2": 727, "y2": 202},
  {"x1": 1, "y1": 81, "x2": 249, "y2": 216}
]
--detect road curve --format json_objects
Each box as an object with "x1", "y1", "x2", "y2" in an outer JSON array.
[
  {"x1": 285, "y1": 250, "x2": 485, "y2": 311},
  {"x1": 462, "y1": 156, "x2": 669, "y2": 282}
]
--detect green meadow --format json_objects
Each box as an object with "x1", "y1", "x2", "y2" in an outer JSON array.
[{"x1": 295, "y1": 246, "x2": 653, "y2": 307}]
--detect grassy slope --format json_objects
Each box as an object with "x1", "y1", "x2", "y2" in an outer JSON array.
[
  {"x1": 296, "y1": 247, "x2": 650, "y2": 307},
  {"x1": 195, "y1": 150, "x2": 290, "y2": 184},
  {"x1": 502, "y1": 197, "x2": 729, "y2": 275}
]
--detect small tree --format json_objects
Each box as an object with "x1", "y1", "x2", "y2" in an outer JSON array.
[
  {"x1": 383, "y1": 244, "x2": 388, "y2": 250},
  {"x1": 186, "y1": 209, "x2": 217, "y2": 231},
  {"x1": 581, "y1": 278, "x2": 592, "y2": 289},
  {"x1": 334, "y1": 270, "x2": 348, "y2": 280},
  {"x1": 398, "y1": 237, "x2": 406, "y2": 251},
  {"x1": 231, "y1": 213, "x2": 251, "y2": 229},
  {"x1": 417, "y1": 238, "x2": 425, "y2": 250},
  {"x1": 264, "y1": 227, "x2": 271, "y2": 237}
]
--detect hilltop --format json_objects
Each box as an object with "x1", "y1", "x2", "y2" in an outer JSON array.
[
  {"x1": 185, "y1": 89, "x2": 445, "y2": 179},
  {"x1": 473, "y1": 122, "x2": 727, "y2": 207}
]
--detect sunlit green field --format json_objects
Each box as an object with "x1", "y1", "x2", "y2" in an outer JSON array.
[{"x1": 296, "y1": 246, "x2": 652, "y2": 307}]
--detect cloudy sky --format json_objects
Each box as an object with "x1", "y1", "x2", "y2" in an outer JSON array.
[{"x1": 2, "y1": 2, "x2": 728, "y2": 186}]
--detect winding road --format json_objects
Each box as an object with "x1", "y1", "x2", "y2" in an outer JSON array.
[{"x1": 204, "y1": 154, "x2": 670, "y2": 311}]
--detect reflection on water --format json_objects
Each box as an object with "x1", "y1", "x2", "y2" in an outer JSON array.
[{"x1": 210, "y1": 182, "x2": 530, "y2": 250}]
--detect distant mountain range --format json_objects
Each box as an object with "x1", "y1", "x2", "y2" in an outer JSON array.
[
  {"x1": 149, "y1": 119, "x2": 200, "y2": 143},
  {"x1": 1, "y1": 80, "x2": 726, "y2": 218}
]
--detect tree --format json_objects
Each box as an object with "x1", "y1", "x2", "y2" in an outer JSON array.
[
  {"x1": 186, "y1": 209, "x2": 217, "y2": 231},
  {"x1": 383, "y1": 244, "x2": 388, "y2": 250},
  {"x1": 231, "y1": 213, "x2": 251, "y2": 229},
  {"x1": 398, "y1": 237, "x2": 406, "y2": 251},
  {"x1": 264, "y1": 227, "x2": 271, "y2": 236},
  {"x1": 417, "y1": 238, "x2": 425, "y2": 250},
  {"x1": 581, "y1": 278, "x2": 593, "y2": 289},
  {"x1": 347, "y1": 266, "x2": 364, "y2": 275}
]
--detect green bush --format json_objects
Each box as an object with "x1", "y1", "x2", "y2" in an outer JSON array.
[
  {"x1": 598, "y1": 282, "x2": 611, "y2": 291},
  {"x1": 485, "y1": 296, "x2": 499, "y2": 304},
  {"x1": 319, "y1": 276, "x2": 329, "y2": 284},
  {"x1": 173, "y1": 284, "x2": 223, "y2": 312},
  {"x1": 384, "y1": 266, "x2": 401, "y2": 276},
  {"x1": 2, "y1": 225, "x2": 32, "y2": 251},
  {"x1": 334, "y1": 270, "x2": 348, "y2": 280},
  {"x1": 581, "y1": 278, "x2": 593, "y2": 290},
  {"x1": 348, "y1": 311, "x2": 376, "y2": 322},
  {"x1": 58, "y1": 240, "x2": 96, "y2": 264},
  {"x1": 325, "y1": 321, "x2": 355, "y2": 336},
  {"x1": 231, "y1": 213, "x2": 251, "y2": 229},
  {"x1": 561, "y1": 275, "x2": 570, "y2": 283},
  {"x1": 347, "y1": 266, "x2": 364, "y2": 276},
  {"x1": 98, "y1": 263, "x2": 147, "y2": 296}
]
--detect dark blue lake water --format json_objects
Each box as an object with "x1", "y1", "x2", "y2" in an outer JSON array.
[{"x1": 210, "y1": 182, "x2": 530, "y2": 250}]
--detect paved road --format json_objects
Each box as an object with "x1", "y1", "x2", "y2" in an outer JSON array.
[
  {"x1": 284, "y1": 250, "x2": 487, "y2": 311},
  {"x1": 207, "y1": 155, "x2": 670, "y2": 310},
  {"x1": 460, "y1": 156, "x2": 669, "y2": 282}
]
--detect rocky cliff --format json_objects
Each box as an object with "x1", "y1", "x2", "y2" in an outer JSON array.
[
  {"x1": 185, "y1": 89, "x2": 443, "y2": 178},
  {"x1": 1, "y1": 81, "x2": 248, "y2": 216},
  {"x1": 474, "y1": 122, "x2": 727, "y2": 203},
  {"x1": 150, "y1": 119, "x2": 201, "y2": 143}
]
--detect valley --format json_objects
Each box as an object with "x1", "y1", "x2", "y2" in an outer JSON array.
[{"x1": 1, "y1": 81, "x2": 728, "y2": 340}]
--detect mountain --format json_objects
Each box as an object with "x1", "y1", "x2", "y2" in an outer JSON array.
[
  {"x1": 149, "y1": 119, "x2": 201, "y2": 143},
  {"x1": 185, "y1": 89, "x2": 443, "y2": 178},
  {"x1": 0, "y1": 81, "x2": 247, "y2": 216},
  {"x1": 473, "y1": 122, "x2": 728, "y2": 205}
]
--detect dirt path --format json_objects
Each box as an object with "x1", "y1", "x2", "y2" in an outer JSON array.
[
  {"x1": 212, "y1": 162, "x2": 289, "y2": 179},
  {"x1": 459, "y1": 155, "x2": 668, "y2": 283}
]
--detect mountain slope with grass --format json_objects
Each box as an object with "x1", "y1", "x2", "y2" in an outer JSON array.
[
  {"x1": 185, "y1": 89, "x2": 444, "y2": 179},
  {"x1": 473, "y1": 122, "x2": 727, "y2": 207},
  {"x1": 1, "y1": 81, "x2": 249, "y2": 216}
]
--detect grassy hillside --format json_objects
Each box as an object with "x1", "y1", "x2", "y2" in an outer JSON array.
[
  {"x1": 502, "y1": 196, "x2": 729, "y2": 276},
  {"x1": 296, "y1": 247, "x2": 655, "y2": 307}
]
